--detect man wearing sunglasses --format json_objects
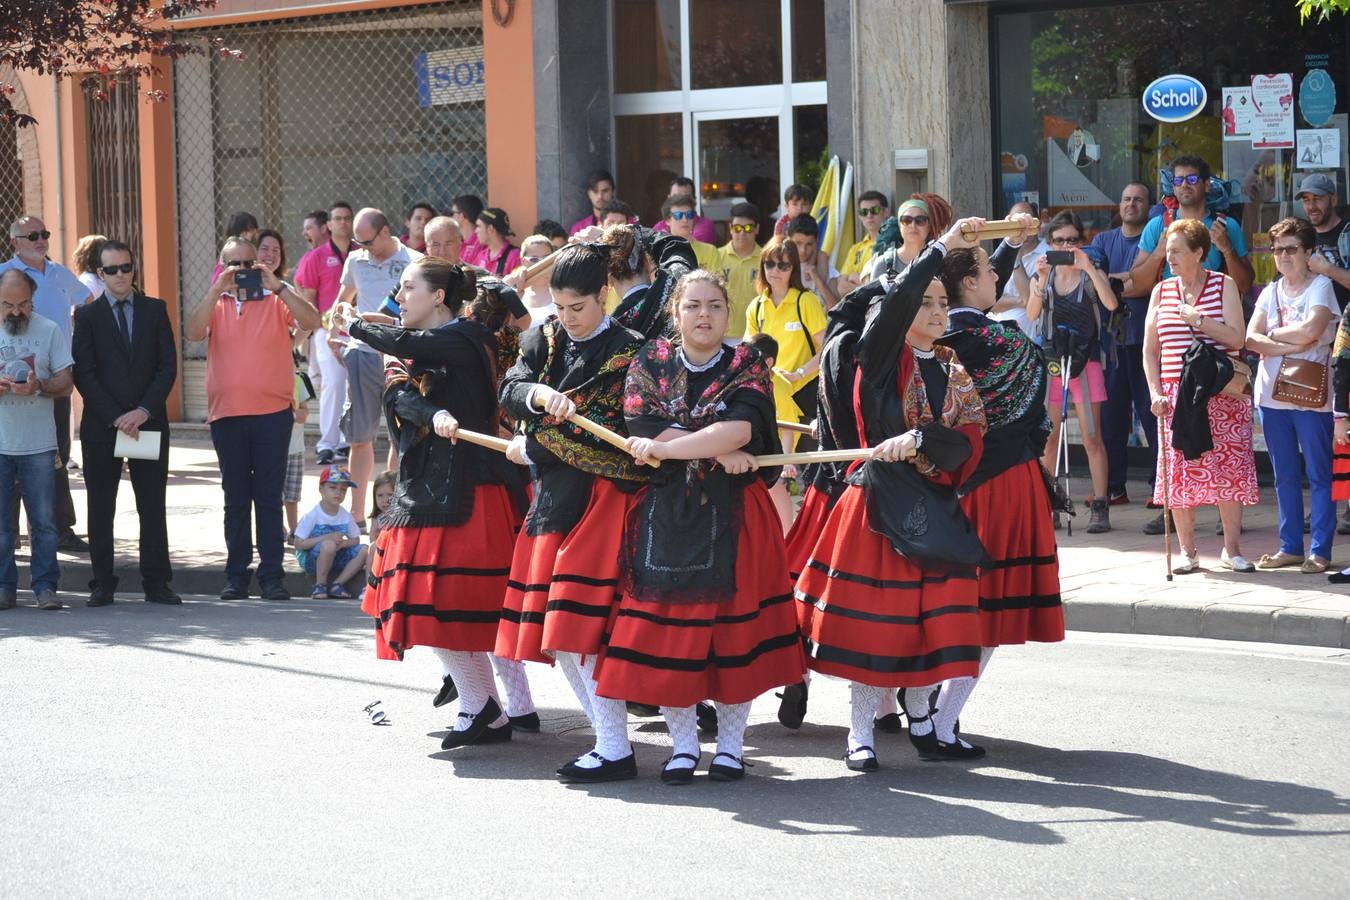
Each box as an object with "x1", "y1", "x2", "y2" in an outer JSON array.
[
  {"x1": 70, "y1": 241, "x2": 180, "y2": 607},
  {"x1": 651, "y1": 176, "x2": 718, "y2": 244},
  {"x1": 1129, "y1": 155, "x2": 1254, "y2": 297},
  {"x1": 837, "y1": 191, "x2": 890, "y2": 294},
  {"x1": 1, "y1": 216, "x2": 94, "y2": 555},
  {"x1": 662, "y1": 195, "x2": 719, "y2": 271},
  {"x1": 716, "y1": 201, "x2": 764, "y2": 337}
]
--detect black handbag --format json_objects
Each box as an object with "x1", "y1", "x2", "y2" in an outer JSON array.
[{"x1": 848, "y1": 457, "x2": 988, "y2": 572}]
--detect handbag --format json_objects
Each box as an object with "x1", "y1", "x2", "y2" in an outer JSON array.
[
  {"x1": 1269, "y1": 289, "x2": 1329, "y2": 408},
  {"x1": 1185, "y1": 320, "x2": 1250, "y2": 398}
]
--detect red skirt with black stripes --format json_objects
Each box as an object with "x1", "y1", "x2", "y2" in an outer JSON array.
[
  {"x1": 1334, "y1": 445, "x2": 1350, "y2": 501},
  {"x1": 592, "y1": 481, "x2": 807, "y2": 708},
  {"x1": 784, "y1": 484, "x2": 835, "y2": 581},
  {"x1": 362, "y1": 484, "x2": 519, "y2": 660},
  {"x1": 794, "y1": 483, "x2": 982, "y2": 688},
  {"x1": 495, "y1": 477, "x2": 633, "y2": 663},
  {"x1": 960, "y1": 459, "x2": 1065, "y2": 646}
]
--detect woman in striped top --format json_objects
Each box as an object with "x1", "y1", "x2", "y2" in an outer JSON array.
[{"x1": 1144, "y1": 218, "x2": 1258, "y2": 575}]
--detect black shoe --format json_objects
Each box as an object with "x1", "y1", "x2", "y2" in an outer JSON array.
[
  {"x1": 1338, "y1": 516, "x2": 1350, "y2": 536},
  {"x1": 479, "y1": 722, "x2": 513, "y2": 744},
  {"x1": 432, "y1": 675, "x2": 459, "y2": 708},
  {"x1": 556, "y1": 751, "x2": 638, "y2": 783},
  {"x1": 145, "y1": 588, "x2": 182, "y2": 605},
  {"x1": 316, "y1": 449, "x2": 336, "y2": 465},
  {"x1": 1085, "y1": 498, "x2": 1111, "y2": 534},
  {"x1": 334, "y1": 446, "x2": 351, "y2": 461},
  {"x1": 441, "y1": 697, "x2": 503, "y2": 750},
  {"x1": 1107, "y1": 489, "x2": 1130, "y2": 506},
  {"x1": 913, "y1": 730, "x2": 987, "y2": 761},
  {"x1": 1328, "y1": 570, "x2": 1350, "y2": 584},
  {"x1": 660, "y1": 753, "x2": 699, "y2": 785},
  {"x1": 696, "y1": 701, "x2": 718, "y2": 734},
  {"x1": 509, "y1": 711, "x2": 541, "y2": 733},
  {"x1": 844, "y1": 745, "x2": 879, "y2": 772},
  {"x1": 626, "y1": 702, "x2": 660, "y2": 717},
  {"x1": 776, "y1": 681, "x2": 808, "y2": 730},
  {"x1": 259, "y1": 581, "x2": 291, "y2": 602},
  {"x1": 708, "y1": 752, "x2": 748, "y2": 782},
  {"x1": 1143, "y1": 511, "x2": 1171, "y2": 536},
  {"x1": 57, "y1": 533, "x2": 90, "y2": 553},
  {"x1": 873, "y1": 712, "x2": 904, "y2": 734},
  {"x1": 86, "y1": 588, "x2": 115, "y2": 608},
  {"x1": 219, "y1": 580, "x2": 250, "y2": 600}
]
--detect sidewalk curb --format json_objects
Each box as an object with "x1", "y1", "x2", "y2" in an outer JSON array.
[{"x1": 1064, "y1": 596, "x2": 1350, "y2": 649}]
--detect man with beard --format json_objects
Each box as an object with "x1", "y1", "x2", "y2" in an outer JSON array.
[
  {"x1": 1298, "y1": 174, "x2": 1350, "y2": 312},
  {"x1": 0, "y1": 269, "x2": 75, "y2": 610},
  {"x1": 1090, "y1": 182, "x2": 1158, "y2": 511}
]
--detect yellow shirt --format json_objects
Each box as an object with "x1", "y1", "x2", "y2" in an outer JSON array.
[
  {"x1": 743, "y1": 288, "x2": 828, "y2": 423},
  {"x1": 690, "y1": 238, "x2": 720, "y2": 272},
  {"x1": 839, "y1": 236, "x2": 876, "y2": 277},
  {"x1": 717, "y1": 242, "x2": 762, "y2": 340}
]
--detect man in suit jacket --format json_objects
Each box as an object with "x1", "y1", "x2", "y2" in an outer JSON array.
[{"x1": 71, "y1": 240, "x2": 179, "y2": 606}]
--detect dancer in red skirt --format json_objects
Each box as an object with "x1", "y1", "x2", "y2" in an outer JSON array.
[
  {"x1": 930, "y1": 213, "x2": 1065, "y2": 758},
  {"x1": 495, "y1": 241, "x2": 653, "y2": 782},
  {"x1": 336, "y1": 259, "x2": 527, "y2": 750},
  {"x1": 593, "y1": 270, "x2": 806, "y2": 784},
  {"x1": 1330, "y1": 306, "x2": 1350, "y2": 583},
  {"x1": 795, "y1": 217, "x2": 990, "y2": 772}
]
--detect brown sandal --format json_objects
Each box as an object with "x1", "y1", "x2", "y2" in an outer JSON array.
[
  {"x1": 1256, "y1": 552, "x2": 1304, "y2": 570},
  {"x1": 1301, "y1": 556, "x2": 1330, "y2": 574}
]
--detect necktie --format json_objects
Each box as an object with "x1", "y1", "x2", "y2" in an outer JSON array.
[{"x1": 115, "y1": 299, "x2": 131, "y2": 347}]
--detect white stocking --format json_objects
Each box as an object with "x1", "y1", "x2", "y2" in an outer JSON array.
[
  {"x1": 554, "y1": 652, "x2": 595, "y2": 721},
  {"x1": 933, "y1": 648, "x2": 995, "y2": 745},
  {"x1": 490, "y1": 655, "x2": 536, "y2": 717},
  {"x1": 848, "y1": 682, "x2": 885, "y2": 753},
  {"x1": 442, "y1": 651, "x2": 507, "y2": 730},
  {"x1": 661, "y1": 705, "x2": 701, "y2": 771},
  {"x1": 428, "y1": 646, "x2": 455, "y2": 678},
  {"x1": 714, "y1": 701, "x2": 752, "y2": 762},
  {"x1": 877, "y1": 688, "x2": 899, "y2": 718},
  {"x1": 903, "y1": 685, "x2": 938, "y2": 736}
]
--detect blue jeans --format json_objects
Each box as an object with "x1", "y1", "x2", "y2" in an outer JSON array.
[
  {"x1": 0, "y1": 450, "x2": 59, "y2": 593},
  {"x1": 209, "y1": 408, "x2": 293, "y2": 584},
  {"x1": 1103, "y1": 343, "x2": 1157, "y2": 495},
  {"x1": 1260, "y1": 406, "x2": 1334, "y2": 559}
]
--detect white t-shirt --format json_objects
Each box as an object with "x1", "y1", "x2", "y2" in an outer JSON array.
[
  {"x1": 294, "y1": 503, "x2": 361, "y2": 541},
  {"x1": 0, "y1": 313, "x2": 75, "y2": 454},
  {"x1": 1253, "y1": 274, "x2": 1339, "y2": 412},
  {"x1": 803, "y1": 260, "x2": 840, "y2": 309},
  {"x1": 341, "y1": 244, "x2": 423, "y2": 353}
]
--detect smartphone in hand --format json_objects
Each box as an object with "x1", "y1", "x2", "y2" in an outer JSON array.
[
  {"x1": 235, "y1": 268, "x2": 265, "y2": 301},
  {"x1": 1045, "y1": 250, "x2": 1075, "y2": 266}
]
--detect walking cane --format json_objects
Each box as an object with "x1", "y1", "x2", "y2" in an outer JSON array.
[{"x1": 1160, "y1": 405, "x2": 1173, "y2": 582}]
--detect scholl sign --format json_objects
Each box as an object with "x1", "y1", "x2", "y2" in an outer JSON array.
[{"x1": 1142, "y1": 75, "x2": 1207, "y2": 123}]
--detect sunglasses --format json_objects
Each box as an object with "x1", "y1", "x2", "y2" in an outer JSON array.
[
  {"x1": 100, "y1": 263, "x2": 134, "y2": 275},
  {"x1": 763, "y1": 260, "x2": 793, "y2": 272},
  {"x1": 1271, "y1": 245, "x2": 1306, "y2": 256},
  {"x1": 522, "y1": 255, "x2": 543, "y2": 264},
  {"x1": 859, "y1": 206, "x2": 884, "y2": 216},
  {"x1": 222, "y1": 258, "x2": 256, "y2": 268},
  {"x1": 1172, "y1": 174, "x2": 1203, "y2": 186},
  {"x1": 13, "y1": 230, "x2": 51, "y2": 242},
  {"x1": 898, "y1": 215, "x2": 929, "y2": 227},
  {"x1": 669, "y1": 210, "x2": 696, "y2": 221},
  {"x1": 352, "y1": 235, "x2": 379, "y2": 248},
  {"x1": 730, "y1": 223, "x2": 756, "y2": 234},
  {"x1": 1050, "y1": 236, "x2": 1081, "y2": 247}
]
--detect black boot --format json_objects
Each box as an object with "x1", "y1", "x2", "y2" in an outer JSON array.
[{"x1": 1085, "y1": 498, "x2": 1111, "y2": 534}]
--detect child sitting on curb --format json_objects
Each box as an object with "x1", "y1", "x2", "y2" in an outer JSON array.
[{"x1": 294, "y1": 466, "x2": 368, "y2": 600}]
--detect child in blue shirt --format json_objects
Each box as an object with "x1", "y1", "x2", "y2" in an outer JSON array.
[{"x1": 294, "y1": 465, "x2": 367, "y2": 599}]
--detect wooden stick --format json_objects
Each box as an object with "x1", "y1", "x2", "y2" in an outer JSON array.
[
  {"x1": 753, "y1": 448, "x2": 872, "y2": 466},
  {"x1": 520, "y1": 247, "x2": 562, "y2": 282},
  {"x1": 566, "y1": 413, "x2": 657, "y2": 467},
  {"x1": 959, "y1": 219, "x2": 1031, "y2": 242},
  {"x1": 776, "y1": 419, "x2": 816, "y2": 435},
  {"x1": 452, "y1": 427, "x2": 512, "y2": 454}
]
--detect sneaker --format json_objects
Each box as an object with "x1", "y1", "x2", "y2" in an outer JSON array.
[
  {"x1": 57, "y1": 532, "x2": 90, "y2": 554},
  {"x1": 1143, "y1": 511, "x2": 1171, "y2": 536},
  {"x1": 1085, "y1": 498, "x2": 1111, "y2": 534},
  {"x1": 1172, "y1": 554, "x2": 1201, "y2": 575},
  {"x1": 35, "y1": 589, "x2": 62, "y2": 610},
  {"x1": 0, "y1": 588, "x2": 15, "y2": 610},
  {"x1": 1107, "y1": 489, "x2": 1130, "y2": 506},
  {"x1": 1220, "y1": 549, "x2": 1255, "y2": 573},
  {"x1": 334, "y1": 446, "x2": 351, "y2": 462},
  {"x1": 316, "y1": 448, "x2": 335, "y2": 465}
]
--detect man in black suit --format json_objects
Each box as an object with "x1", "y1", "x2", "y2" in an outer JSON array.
[{"x1": 71, "y1": 240, "x2": 179, "y2": 606}]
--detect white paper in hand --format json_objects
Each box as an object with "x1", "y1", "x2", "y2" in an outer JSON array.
[{"x1": 114, "y1": 430, "x2": 162, "y2": 461}]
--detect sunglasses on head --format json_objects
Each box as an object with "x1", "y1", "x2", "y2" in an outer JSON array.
[
  {"x1": 898, "y1": 215, "x2": 929, "y2": 227},
  {"x1": 859, "y1": 206, "x2": 884, "y2": 216},
  {"x1": 223, "y1": 258, "x2": 256, "y2": 268},
  {"x1": 100, "y1": 263, "x2": 134, "y2": 275},
  {"x1": 669, "y1": 210, "x2": 695, "y2": 221},
  {"x1": 1172, "y1": 173, "x2": 1203, "y2": 186},
  {"x1": 730, "y1": 223, "x2": 756, "y2": 234},
  {"x1": 13, "y1": 230, "x2": 51, "y2": 242},
  {"x1": 764, "y1": 260, "x2": 793, "y2": 272}
]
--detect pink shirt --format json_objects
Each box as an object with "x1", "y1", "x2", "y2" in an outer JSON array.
[
  {"x1": 480, "y1": 242, "x2": 522, "y2": 276},
  {"x1": 294, "y1": 241, "x2": 351, "y2": 313},
  {"x1": 460, "y1": 233, "x2": 487, "y2": 268},
  {"x1": 569, "y1": 214, "x2": 600, "y2": 236},
  {"x1": 653, "y1": 215, "x2": 718, "y2": 244},
  {"x1": 205, "y1": 293, "x2": 297, "y2": 422}
]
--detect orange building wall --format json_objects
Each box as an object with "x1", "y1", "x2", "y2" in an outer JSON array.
[{"x1": 483, "y1": 0, "x2": 538, "y2": 231}]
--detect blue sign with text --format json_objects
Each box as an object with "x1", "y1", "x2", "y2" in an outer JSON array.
[
  {"x1": 415, "y1": 48, "x2": 485, "y2": 108},
  {"x1": 1299, "y1": 69, "x2": 1336, "y2": 127},
  {"x1": 1142, "y1": 74, "x2": 1207, "y2": 123}
]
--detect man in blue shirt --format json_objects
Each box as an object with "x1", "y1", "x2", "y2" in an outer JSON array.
[
  {"x1": 1, "y1": 217, "x2": 93, "y2": 553},
  {"x1": 1091, "y1": 183, "x2": 1156, "y2": 511},
  {"x1": 1128, "y1": 155, "x2": 1254, "y2": 298}
]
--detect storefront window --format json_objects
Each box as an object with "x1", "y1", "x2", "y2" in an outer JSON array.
[
  {"x1": 993, "y1": 0, "x2": 1347, "y2": 262},
  {"x1": 697, "y1": 115, "x2": 780, "y2": 229},
  {"x1": 615, "y1": 113, "x2": 684, "y2": 226},
  {"x1": 613, "y1": 0, "x2": 681, "y2": 93},
  {"x1": 792, "y1": 0, "x2": 826, "y2": 83},
  {"x1": 689, "y1": 0, "x2": 782, "y2": 89}
]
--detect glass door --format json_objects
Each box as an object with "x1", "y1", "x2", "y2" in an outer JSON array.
[{"x1": 693, "y1": 110, "x2": 785, "y2": 244}]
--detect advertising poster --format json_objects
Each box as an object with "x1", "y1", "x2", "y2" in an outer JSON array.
[
  {"x1": 1221, "y1": 86, "x2": 1254, "y2": 140},
  {"x1": 1250, "y1": 73, "x2": 1295, "y2": 150},
  {"x1": 1297, "y1": 129, "x2": 1341, "y2": 169}
]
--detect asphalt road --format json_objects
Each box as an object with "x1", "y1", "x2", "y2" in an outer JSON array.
[{"x1": 2, "y1": 596, "x2": 1347, "y2": 898}]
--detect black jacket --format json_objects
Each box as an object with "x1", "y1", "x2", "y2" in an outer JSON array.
[
  {"x1": 1172, "y1": 341, "x2": 1234, "y2": 460},
  {"x1": 72, "y1": 292, "x2": 178, "y2": 443}
]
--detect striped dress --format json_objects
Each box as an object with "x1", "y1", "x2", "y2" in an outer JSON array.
[{"x1": 1151, "y1": 271, "x2": 1259, "y2": 508}]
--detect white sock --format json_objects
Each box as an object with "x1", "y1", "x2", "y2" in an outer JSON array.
[
  {"x1": 490, "y1": 655, "x2": 536, "y2": 717},
  {"x1": 933, "y1": 648, "x2": 994, "y2": 745},
  {"x1": 714, "y1": 701, "x2": 752, "y2": 764},
  {"x1": 428, "y1": 646, "x2": 455, "y2": 678},
  {"x1": 443, "y1": 651, "x2": 508, "y2": 730},
  {"x1": 877, "y1": 688, "x2": 899, "y2": 718},
  {"x1": 661, "y1": 706, "x2": 701, "y2": 770},
  {"x1": 554, "y1": 652, "x2": 595, "y2": 721},
  {"x1": 903, "y1": 686, "x2": 938, "y2": 736},
  {"x1": 848, "y1": 683, "x2": 885, "y2": 753}
]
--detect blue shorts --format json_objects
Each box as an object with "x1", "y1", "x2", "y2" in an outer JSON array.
[{"x1": 296, "y1": 543, "x2": 363, "y2": 577}]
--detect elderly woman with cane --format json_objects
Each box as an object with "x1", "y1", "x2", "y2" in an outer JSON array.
[{"x1": 1144, "y1": 218, "x2": 1258, "y2": 575}]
